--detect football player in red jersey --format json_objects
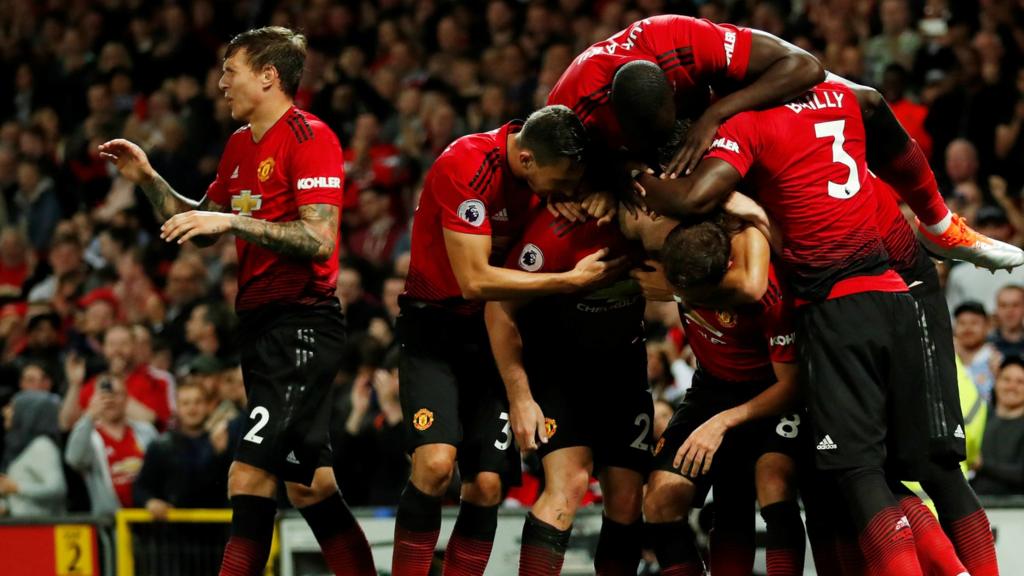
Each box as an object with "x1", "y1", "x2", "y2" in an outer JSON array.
[
  {"x1": 392, "y1": 105, "x2": 628, "y2": 576},
  {"x1": 548, "y1": 15, "x2": 824, "y2": 176},
  {"x1": 622, "y1": 209, "x2": 806, "y2": 576},
  {"x1": 100, "y1": 28, "x2": 376, "y2": 576},
  {"x1": 484, "y1": 205, "x2": 651, "y2": 575},
  {"x1": 634, "y1": 80, "x2": 939, "y2": 576}
]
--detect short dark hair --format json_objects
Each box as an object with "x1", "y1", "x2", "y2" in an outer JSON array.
[
  {"x1": 661, "y1": 220, "x2": 732, "y2": 291},
  {"x1": 225, "y1": 26, "x2": 307, "y2": 98},
  {"x1": 999, "y1": 354, "x2": 1024, "y2": 373},
  {"x1": 611, "y1": 60, "x2": 675, "y2": 148},
  {"x1": 518, "y1": 105, "x2": 586, "y2": 167},
  {"x1": 953, "y1": 301, "x2": 987, "y2": 319}
]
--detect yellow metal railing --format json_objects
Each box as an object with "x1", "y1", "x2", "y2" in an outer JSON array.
[{"x1": 114, "y1": 508, "x2": 279, "y2": 576}]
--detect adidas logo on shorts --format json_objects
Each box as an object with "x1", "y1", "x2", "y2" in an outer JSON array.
[
  {"x1": 954, "y1": 425, "x2": 966, "y2": 439},
  {"x1": 286, "y1": 451, "x2": 300, "y2": 464},
  {"x1": 816, "y1": 435, "x2": 838, "y2": 451}
]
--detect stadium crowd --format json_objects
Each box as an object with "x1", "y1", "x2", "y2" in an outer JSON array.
[{"x1": 0, "y1": 0, "x2": 1023, "y2": 526}]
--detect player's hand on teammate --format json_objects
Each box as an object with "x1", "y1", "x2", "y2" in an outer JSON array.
[
  {"x1": 98, "y1": 139, "x2": 155, "y2": 184},
  {"x1": 571, "y1": 248, "x2": 630, "y2": 288},
  {"x1": 580, "y1": 191, "x2": 617, "y2": 225},
  {"x1": 629, "y1": 260, "x2": 678, "y2": 302},
  {"x1": 674, "y1": 412, "x2": 730, "y2": 477},
  {"x1": 160, "y1": 211, "x2": 233, "y2": 244},
  {"x1": 665, "y1": 109, "x2": 721, "y2": 178},
  {"x1": 509, "y1": 397, "x2": 548, "y2": 453},
  {"x1": 548, "y1": 198, "x2": 587, "y2": 222}
]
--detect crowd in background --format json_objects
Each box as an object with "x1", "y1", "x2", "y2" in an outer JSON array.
[{"x1": 0, "y1": 0, "x2": 1023, "y2": 519}]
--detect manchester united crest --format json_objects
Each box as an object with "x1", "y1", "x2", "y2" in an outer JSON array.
[
  {"x1": 654, "y1": 436, "x2": 666, "y2": 456},
  {"x1": 544, "y1": 417, "x2": 557, "y2": 438},
  {"x1": 413, "y1": 408, "x2": 434, "y2": 431},
  {"x1": 257, "y1": 157, "x2": 275, "y2": 182},
  {"x1": 716, "y1": 310, "x2": 737, "y2": 328}
]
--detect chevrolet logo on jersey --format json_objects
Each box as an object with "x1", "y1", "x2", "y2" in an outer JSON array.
[{"x1": 231, "y1": 190, "x2": 263, "y2": 216}]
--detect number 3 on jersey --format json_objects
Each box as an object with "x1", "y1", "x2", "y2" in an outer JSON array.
[{"x1": 815, "y1": 120, "x2": 860, "y2": 199}]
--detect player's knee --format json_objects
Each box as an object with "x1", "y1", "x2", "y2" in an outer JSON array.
[
  {"x1": 756, "y1": 455, "x2": 797, "y2": 506},
  {"x1": 412, "y1": 448, "x2": 456, "y2": 493},
  {"x1": 644, "y1": 474, "x2": 690, "y2": 523},
  {"x1": 227, "y1": 461, "x2": 277, "y2": 498},
  {"x1": 603, "y1": 485, "x2": 643, "y2": 524},
  {"x1": 463, "y1": 472, "x2": 503, "y2": 507},
  {"x1": 551, "y1": 466, "x2": 591, "y2": 510}
]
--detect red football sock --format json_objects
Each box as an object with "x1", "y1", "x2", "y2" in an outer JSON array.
[
  {"x1": 858, "y1": 506, "x2": 923, "y2": 576},
  {"x1": 443, "y1": 502, "x2": 497, "y2": 576},
  {"x1": 949, "y1": 509, "x2": 999, "y2": 576},
  {"x1": 393, "y1": 483, "x2": 442, "y2": 576},
  {"x1": 518, "y1": 513, "x2": 570, "y2": 576},
  {"x1": 875, "y1": 138, "x2": 949, "y2": 226},
  {"x1": 898, "y1": 495, "x2": 966, "y2": 576},
  {"x1": 299, "y1": 492, "x2": 375, "y2": 575},
  {"x1": 219, "y1": 495, "x2": 276, "y2": 576},
  {"x1": 762, "y1": 501, "x2": 805, "y2": 576},
  {"x1": 647, "y1": 520, "x2": 705, "y2": 576}
]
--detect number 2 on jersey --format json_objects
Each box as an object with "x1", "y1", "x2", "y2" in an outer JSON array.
[{"x1": 814, "y1": 120, "x2": 861, "y2": 199}]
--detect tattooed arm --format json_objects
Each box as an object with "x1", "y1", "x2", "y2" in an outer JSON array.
[
  {"x1": 229, "y1": 204, "x2": 339, "y2": 261},
  {"x1": 161, "y1": 203, "x2": 339, "y2": 261}
]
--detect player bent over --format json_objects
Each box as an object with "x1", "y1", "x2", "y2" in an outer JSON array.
[
  {"x1": 101, "y1": 28, "x2": 375, "y2": 575},
  {"x1": 393, "y1": 105, "x2": 627, "y2": 576},
  {"x1": 486, "y1": 205, "x2": 651, "y2": 575},
  {"x1": 626, "y1": 210, "x2": 806, "y2": 576}
]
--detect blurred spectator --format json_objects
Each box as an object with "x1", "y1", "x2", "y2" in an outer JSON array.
[
  {"x1": 954, "y1": 301, "x2": 1000, "y2": 402},
  {"x1": 65, "y1": 374, "x2": 157, "y2": 515},
  {"x1": 178, "y1": 301, "x2": 236, "y2": 374},
  {"x1": 10, "y1": 312, "x2": 64, "y2": 388},
  {"x1": 134, "y1": 381, "x2": 230, "y2": 518},
  {"x1": 347, "y1": 188, "x2": 406, "y2": 269},
  {"x1": 652, "y1": 398, "x2": 675, "y2": 442},
  {"x1": 944, "y1": 139, "x2": 983, "y2": 218},
  {"x1": 0, "y1": 229, "x2": 32, "y2": 299},
  {"x1": 160, "y1": 255, "x2": 207, "y2": 356},
  {"x1": 0, "y1": 390, "x2": 65, "y2": 516},
  {"x1": 990, "y1": 285, "x2": 1024, "y2": 359},
  {"x1": 25, "y1": 234, "x2": 87, "y2": 304},
  {"x1": 11, "y1": 157, "x2": 60, "y2": 253},
  {"x1": 994, "y1": 69, "x2": 1024, "y2": 192},
  {"x1": 864, "y1": 0, "x2": 921, "y2": 86},
  {"x1": 881, "y1": 63, "x2": 933, "y2": 158},
  {"x1": 18, "y1": 362, "x2": 54, "y2": 393},
  {"x1": 972, "y1": 355, "x2": 1024, "y2": 495},
  {"x1": 336, "y1": 265, "x2": 383, "y2": 333},
  {"x1": 62, "y1": 325, "x2": 172, "y2": 431}
]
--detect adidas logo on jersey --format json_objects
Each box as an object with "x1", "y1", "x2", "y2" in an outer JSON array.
[
  {"x1": 895, "y1": 516, "x2": 911, "y2": 532},
  {"x1": 816, "y1": 435, "x2": 838, "y2": 450},
  {"x1": 286, "y1": 451, "x2": 300, "y2": 464},
  {"x1": 954, "y1": 425, "x2": 966, "y2": 439},
  {"x1": 493, "y1": 208, "x2": 509, "y2": 221},
  {"x1": 230, "y1": 165, "x2": 239, "y2": 179}
]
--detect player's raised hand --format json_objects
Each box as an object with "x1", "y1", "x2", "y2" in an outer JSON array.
[
  {"x1": 630, "y1": 260, "x2": 677, "y2": 302},
  {"x1": 664, "y1": 110, "x2": 720, "y2": 178},
  {"x1": 571, "y1": 248, "x2": 630, "y2": 289},
  {"x1": 509, "y1": 396, "x2": 548, "y2": 453},
  {"x1": 674, "y1": 412, "x2": 730, "y2": 478},
  {"x1": 98, "y1": 139, "x2": 154, "y2": 184}
]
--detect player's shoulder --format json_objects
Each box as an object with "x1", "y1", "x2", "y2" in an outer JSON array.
[
  {"x1": 283, "y1": 108, "x2": 340, "y2": 146},
  {"x1": 433, "y1": 126, "x2": 504, "y2": 181}
]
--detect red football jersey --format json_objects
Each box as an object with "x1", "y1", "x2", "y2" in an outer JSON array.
[
  {"x1": 547, "y1": 15, "x2": 752, "y2": 150},
  {"x1": 705, "y1": 81, "x2": 906, "y2": 302},
  {"x1": 870, "y1": 173, "x2": 919, "y2": 277},
  {"x1": 403, "y1": 122, "x2": 537, "y2": 314},
  {"x1": 97, "y1": 425, "x2": 145, "y2": 507},
  {"x1": 206, "y1": 107, "x2": 344, "y2": 312},
  {"x1": 504, "y1": 205, "x2": 644, "y2": 349},
  {"x1": 682, "y1": 265, "x2": 797, "y2": 382}
]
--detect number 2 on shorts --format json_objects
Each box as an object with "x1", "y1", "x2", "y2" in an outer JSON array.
[{"x1": 244, "y1": 406, "x2": 270, "y2": 444}]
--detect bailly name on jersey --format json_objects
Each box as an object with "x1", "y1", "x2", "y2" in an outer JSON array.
[{"x1": 784, "y1": 90, "x2": 846, "y2": 114}]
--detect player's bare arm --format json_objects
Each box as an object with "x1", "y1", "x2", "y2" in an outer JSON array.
[
  {"x1": 640, "y1": 158, "x2": 743, "y2": 218},
  {"x1": 443, "y1": 229, "x2": 628, "y2": 300},
  {"x1": 675, "y1": 361, "x2": 798, "y2": 477},
  {"x1": 229, "y1": 204, "x2": 337, "y2": 261},
  {"x1": 484, "y1": 300, "x2": 548, "y2": 452},
  {"x1": 670, "y1": 31, "x2": 825, "y2": 176}
]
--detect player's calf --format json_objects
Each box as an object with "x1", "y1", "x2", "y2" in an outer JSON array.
[
  {"x1": 220, "y1": 462, "x2": 279, "y2": 576},
  {"x1": 443, "y1": 472, "x2": 504, "y2": 576},
  {"x1": 393, "y1": 444, "x2": 457, "y2": 576},
  {"x1": 643, "y1": 471, "x2": 704, "y2": 576},
  {"x1": 289, "y1": 467, "x2": 375, "y2": 576},
  {"x1": 519, "y1": 448, "x2": 592, "y2": 575},
  {"x1": 595, "y1": 467, "x2": 644, "y2": 576},
  {"x1": 754, "y1": 453, "x2": 804, "y2": 576}
]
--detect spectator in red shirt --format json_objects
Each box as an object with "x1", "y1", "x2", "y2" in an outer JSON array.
[
  {"x1": 882, "y1": 64, "x2": 933, "y2": 159},
  {"x1": 347, "y1": 188, "x2": 405, "y2": 268},
  {"x1": 60, "y1": 324, "x2": 172, "y2": 431}
]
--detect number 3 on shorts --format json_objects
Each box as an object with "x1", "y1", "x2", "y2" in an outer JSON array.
[
  {"x1": 494, "y1": 411, "x2": 512, "y2": 451},
  {"x1": 244, "y1": 406, "x2": 270, "y2": 444},
  {"x1": 775, "y1": 413, "x2": 801, "y2": 439}
]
